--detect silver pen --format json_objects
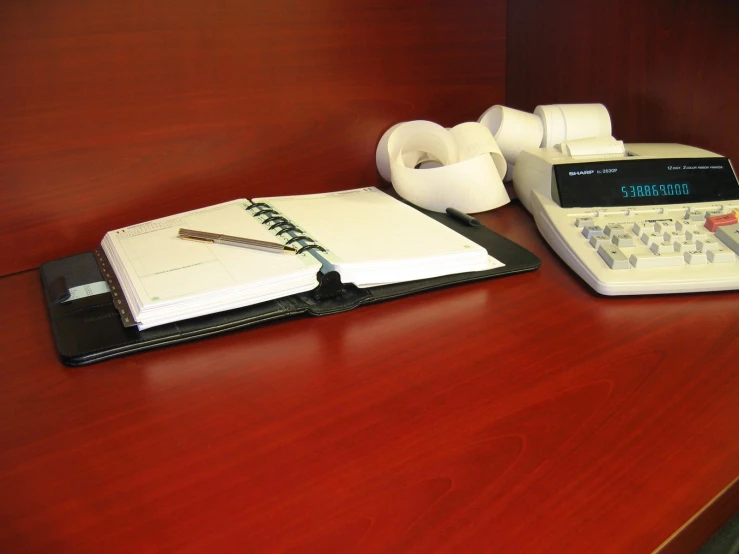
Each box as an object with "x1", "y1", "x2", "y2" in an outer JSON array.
[{"x1": 177, "y1": 228, "x2": 297, "y2": 254}]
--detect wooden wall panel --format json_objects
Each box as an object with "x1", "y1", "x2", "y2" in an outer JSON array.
[
  {"x1": 506, "y1": 1, "x2": 738, "y2": 164},
  {"x1": 0, "y1": 0, "x2": 507, "y2": 276}
]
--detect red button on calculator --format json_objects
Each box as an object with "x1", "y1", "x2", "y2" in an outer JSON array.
[{"x1": 705, "y1": 213, "x2": 738, "y2": 232}]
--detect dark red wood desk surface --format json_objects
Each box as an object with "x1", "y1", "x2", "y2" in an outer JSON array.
[{"x1": 1, "y1": 201, "x2": 737, "y2": 554}]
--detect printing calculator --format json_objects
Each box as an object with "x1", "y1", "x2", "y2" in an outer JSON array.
[{"x1": 513, "y1": 144, "x2": 739, "y2": 295}]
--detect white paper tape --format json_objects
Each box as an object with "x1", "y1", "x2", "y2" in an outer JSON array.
[
  {"x1": 534, "y1": 103, "x2": 612, "y2": 147},
  {"x1": 478, "y1": 105, "x2": 544, "y2": 164},
  {"x1": 378, "y1": 120, "x2": 510, "y2": 213},
  {"x1": 376, "y1": 122, "x2": 404, "y2": 182},
  {"x1": 377, "y1": 102, "x2": 616, "y2": 212},
  {"x1": 504, "y1": 161, "x2": 515, "y2": 183},
  {"x1": 448, "y1": 121, "x2": 507, "y2": 178}
]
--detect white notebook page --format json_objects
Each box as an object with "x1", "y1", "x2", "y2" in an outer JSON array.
[
  {"x1": 103, "y1": 200, "x2": 321, "y2": 306},
  {"x1": 260, "y1": 187, "x2": 487, "y2": 263}
]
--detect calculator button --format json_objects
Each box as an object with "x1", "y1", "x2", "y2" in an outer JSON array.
[
  {"x1": 589, "y1": 235, "x2": 612, "y2": 249},
  {"x1": 705, "y1": 213, "x2": 738, "y2": 232},
  {"x1": 673, "y1": 240, "x2": 697, "y2": 253},
  {"x1": 629, "y1": 251, "x2": 685, "y2": 268},
  {"x1": 675, "y1": 220, "x2": 696, "y2": 232},
  {"x1": 654, "y1": 220, "x2": 676, "y2": 233},
  {"x1": 685, "y1": 210, "x2": 707, "y2": 221},
  {"x1": 696, "y1": 238, "x2": 720, "y2": 251},
  {"x1": 640, "y1": 232, "x2": 662, "y2": 246},
  {"x1": 650, "y1": 241, "x2": 674, "y2": 254},
  {"x1": 714, "y1": 223, "x2": 739, "y2": 255},
  {"x1": 686, "y1": 229, "x2": 707, "y2": 241},
  {"x1": 632, "y1": 221, "x2": 654, "y2": 234},
  {"x1": 581, "y1": 225, "x2": 605, "y2": 239},
  {"x1": 611, "y1": 233, "x2": 635, "y2": 248},
  {"x1": 604, "y1": 224, "x2": 625, "y2": 236},
  {"x1": 684, "y1": 251, "x2": 708, "y2": 265},
  {"x1": 598, "y1": 245, "x2": 630, "y2": 269},
  {"x1": 576, "y1": 217, "x2": 596, "y2": 228},
  {"x1": 707, "y1": 248, "x2": 736, "y2": 264},
  {"x1": 663, "y1": 231, "x2": 684, "y2": 243}
]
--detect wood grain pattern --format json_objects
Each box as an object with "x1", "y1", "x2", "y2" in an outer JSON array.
[
  {"x1": 1, "y1": 203, "x2": 737, "y2": 553},
  {"x1": 506, "y1": 0, "x2": 739, "y2": 163},
  {"x1": 655, "y1": 477, "x2": 739, "y2": 554},
  {"x1": 0, "y1": 0, "x2": 506, "y2": 276},
  {"x1": 2, "y1": 2, "x2": 738, "y2": 550}
]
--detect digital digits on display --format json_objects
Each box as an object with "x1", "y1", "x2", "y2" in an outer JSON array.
[{"x1": 620, "y1": 183, "x2": 690, "y2": 198}]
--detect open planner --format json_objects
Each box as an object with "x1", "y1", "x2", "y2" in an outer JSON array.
[
  {"x1": 40, "y1": 187, "x2": 540, "y2": 365},
  {"x1": 101, "y1": 187, "x2": 499, "y2": 329}
]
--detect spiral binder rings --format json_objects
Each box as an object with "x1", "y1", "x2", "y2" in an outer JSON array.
[
  {"x1": 39, "y1": 187, "x2": 540, "y2": 365},
  {"x1": 245, "y1": 202, "x2": 327, "y2": 255}
]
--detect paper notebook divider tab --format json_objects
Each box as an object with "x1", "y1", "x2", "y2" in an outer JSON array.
[{"x1": 93, "y1": 247, "x2": 138, "y2": 328}]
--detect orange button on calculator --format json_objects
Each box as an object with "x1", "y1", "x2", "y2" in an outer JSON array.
[{"x1": 705, "y1": 213, "x2": 738, "y2": 232}]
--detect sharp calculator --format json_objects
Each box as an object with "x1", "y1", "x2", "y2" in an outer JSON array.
[{"x1": 513, "y1": 144, "x2": 739, "y2": 295}]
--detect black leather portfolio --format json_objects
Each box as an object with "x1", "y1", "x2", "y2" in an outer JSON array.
[{"x1": 40, "y1": 207, "x2": 540, "y2": 366}]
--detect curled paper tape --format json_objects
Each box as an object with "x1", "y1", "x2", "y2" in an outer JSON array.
[
  {"x1": 376, "y1": 122, "x2": 404, "y2": 182},
  {"x1": 449, "y1": 122, "x2": 507, "y2": 179},
  {"x1": 478, "y1": 105, "x2": 544, "y2": 164},
  {"x1": 504, "y1": 161, "x2": 515, "y2": 183},
  {"x1": 377, "y1": 120, "x2": 510, "y2": 213},
  {"x1": 534, "y1": 103, "x2": 612, "y2": 147}
]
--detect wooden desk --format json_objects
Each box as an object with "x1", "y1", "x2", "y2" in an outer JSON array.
[{"x1": 1, "y1": 202, "x2": 737, "y2": 553}]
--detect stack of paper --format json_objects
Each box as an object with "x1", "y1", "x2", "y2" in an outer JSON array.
[
  {"x1": 101, "y1": 201, "x2": 321, "y2": 330},
  {"x1": 100, "y1": 188, "x2": 501, "y2": 330},
  {"x1": 259, "y1": 188, "x2": 500, "y2": 287}
]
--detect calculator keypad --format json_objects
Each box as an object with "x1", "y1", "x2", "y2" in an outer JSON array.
[
  {"x1": 714, "y1": 224, "x2": 739, "y2": 254},
  {"x1": 576, "y1": 206, "x2": 739, "y2": 270}
]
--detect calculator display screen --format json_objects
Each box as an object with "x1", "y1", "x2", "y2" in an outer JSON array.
[{"x1": 553, "y1": 157, "x2": 739, "y2": 208}]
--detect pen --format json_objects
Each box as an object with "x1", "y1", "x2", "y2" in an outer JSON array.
[
  {"x1": 177, "y1": 228, "x2": 297, "y2": 254},
  {"x1": 446, "y1": 207, "x2": 481, "y2": 227}
]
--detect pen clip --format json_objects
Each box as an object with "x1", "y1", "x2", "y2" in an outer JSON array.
[
  {"x1": 179, "y1": 234, "x2": 214, "y2": 244},
  {"x1": 179, "y1": 228, "x2": 217, "y2": 240}
]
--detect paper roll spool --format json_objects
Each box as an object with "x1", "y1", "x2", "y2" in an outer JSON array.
[
  {"x1": 534, "y1": 103, "x2": 612, "y2": 147},
  {"x1": 382, "y1": 120, "x2": 510, "y2": 213},
  {"x1": 478, "y1": 105, "x2": 544, "y2": 164},
  {"x1": 559, "y1": 136, "x2": 626, "y2": 158}
]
